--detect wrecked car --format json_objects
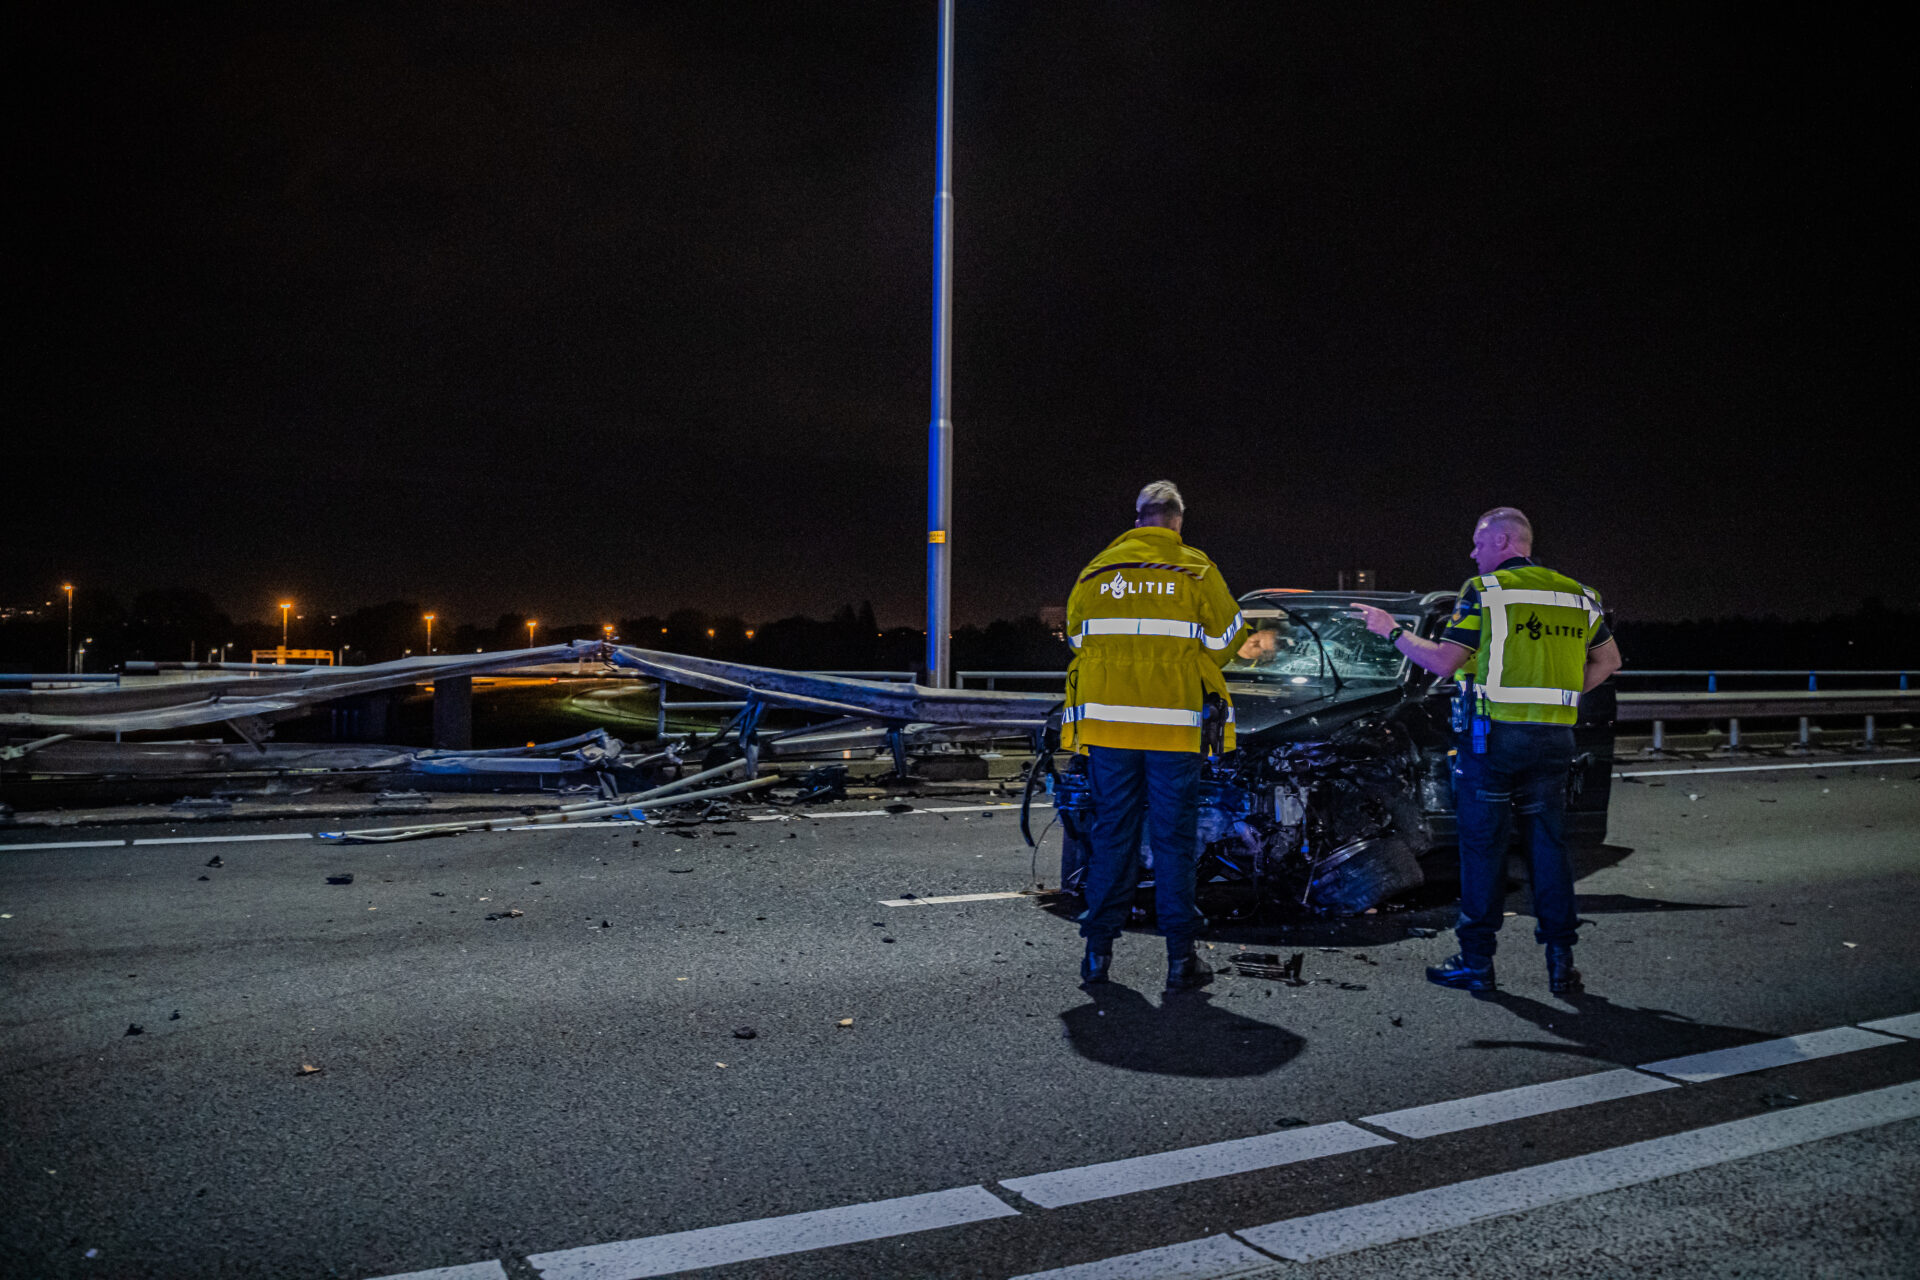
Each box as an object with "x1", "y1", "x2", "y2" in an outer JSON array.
[{"x1": 1037, "y1": 588, "x2": 1616, "y2": 916}]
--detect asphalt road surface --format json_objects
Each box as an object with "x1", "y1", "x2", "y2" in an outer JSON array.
[{"x1": 3, "y1": 756, "x2": 1918, "y2": 1279}]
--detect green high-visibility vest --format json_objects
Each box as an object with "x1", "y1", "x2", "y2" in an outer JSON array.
[{"x1": 1453, "y1": 565, "x2": 1604, "y2": 726}]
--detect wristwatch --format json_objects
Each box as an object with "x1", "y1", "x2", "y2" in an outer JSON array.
[{"x1": 1387, "y1": 625, "x2": 1406, "y2": 644}]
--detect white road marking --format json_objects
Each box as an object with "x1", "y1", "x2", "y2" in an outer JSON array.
[
  {"x1": 1234, "y1": 1079, "x2": 1920, "y2": 1262},
  {"x1": 1859, "y1": 1012, "x2": 1920, "y2": 1040},
  {"x1": 0, "y1": 839, "x2": 128, "y2": 852},
  {"x1": 1001, "y1": 1123, "x2": 1393, "y2": 1209},
  {"x1": 133, "y1": 833, "x2": 315, "y2": 845},
  {"x1": 883, "y1": 891, "x2": 1035, "y2": 907},
  {"x1": 1360, "y1": 1068, "x2": 1677, "y2": 1139},
  {"x1": 363, "y1": 1262, "x2": 508, "y2": 1280},
  {"x1": 524, "y1": 1185, "x2": 1018, "y2": 1279},
  {"x1": 1616, "y1": 755, "x2": 1920, "y2": 778},
  {"x1": 1638, "y1": 1025, "x2": 1899, "y2": 1081},
  {"x1": 1010, "y1": 1233, "x2": 1272, "y2": 1280}
]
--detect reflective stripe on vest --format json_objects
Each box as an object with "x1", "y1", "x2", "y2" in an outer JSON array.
[
  {"x1": 1061, "y1": 702, "x2": 1237, "y2": 728},
  {"x1": 1067, "y1": 610, "x2": 1243, "y2": 651},
  {"x1": 1478, "y1": 581, "x2": 1602, "y2": 707}
]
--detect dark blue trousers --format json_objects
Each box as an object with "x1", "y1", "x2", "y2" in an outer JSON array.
[
  {"x1": 1453, "y1": 720, "x2": 1579, "y2": 958},
  {"x1": 1078, "y1": 745, "x2": 1204, "y2": 956}
]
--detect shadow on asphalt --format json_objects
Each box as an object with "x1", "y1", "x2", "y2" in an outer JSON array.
[
  {"x1": 1058, "y1": 982, "x2": 1305, "y2": 1077},
  {"x1": 1465, "y1": 988, "x2": 1772, "y2": 1066},
  {"x1": 1039, "y1": 845, "x2": 1734, "y2": 950}
]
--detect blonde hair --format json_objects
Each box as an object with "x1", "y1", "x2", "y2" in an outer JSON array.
[{"x1": 1136, "y1": 480, "x2": 1185, "y2": 519}]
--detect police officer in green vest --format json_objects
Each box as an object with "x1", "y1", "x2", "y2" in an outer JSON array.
[{"x1": 1352, "y1": 507, "x2": 1621, "y2": 993}]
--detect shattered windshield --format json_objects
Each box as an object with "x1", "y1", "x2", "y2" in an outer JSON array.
[{"x1": 1226, "y1": 605, "x2": 1414, "y2": 685}]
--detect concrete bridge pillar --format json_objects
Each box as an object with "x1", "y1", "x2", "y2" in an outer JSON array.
[{"x1": 432, "y1": 676, "x2": 473, "y2": 751}]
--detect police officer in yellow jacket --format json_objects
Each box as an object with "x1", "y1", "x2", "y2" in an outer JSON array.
[
  {"x1": 1065, "y1": 481, "x2": 1249, "y2": 990},
  {"x1": 1353, "y1": 507, "x2": 1621, "y2": 994}
]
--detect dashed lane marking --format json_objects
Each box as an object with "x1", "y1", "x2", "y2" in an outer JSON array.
[
  {"x1": 364, "y1": 1262, "x2": 508, "y2": 1280},
  {"x1": 1360, "y1": 1067, "x2": 1677, "y2": 1140},
  {"x1": 1638, "y1": 1025, "x2": 1901, "y2": 1082},
  {"x1": 883, "y1": 891, "x2": 1037, "y2": 906},
  {"x1": 353, "y1": 1010, "x2": 1920, "y2": 1280},
  {"x1": 523, "y1": 1185, "x2": 1018, "y2": 1280},
  {"x1": 1616, "y1": 755, "x2": 1920, "y2": 778},
  {"x1": 1000, "y1": 1123, "x2": 1394, "y2": 1210},
  {"x1": 1232, "y1": 1079, "x2": 1920, "y2": 1263},
  {"x1": 1010, "y1": 1233, "x2": 1272, "y2": 1280},
  {"x1": 1861, "y1": 1012, "x2": 1920, "y2": 1039},
  {"x1": 0, "y1": 804, "x2": 1025, "y2": 853}
]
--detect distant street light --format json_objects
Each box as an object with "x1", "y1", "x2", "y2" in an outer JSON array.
[
  {"x1": 602, "y1": 623, "x2": 614, "y2": 645},
  {"x1": 424, "y1": 613, "x2": 437, "y2": 655},
  {"x1": 62, "y1": 584, "x2": 74, "y2": 673},
  {"x1": 279, "y1": 601, "x2": 293, "y2": 650},
  {"x1": 526, "y1": 619, "x2": 538, "y2": 648}
]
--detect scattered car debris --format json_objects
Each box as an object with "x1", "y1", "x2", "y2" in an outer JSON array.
[
  {"x1": 297, "y1": 1063, "x2": 322, "y2": 1076},
  {"x1": 884, "y1": 803, "x2": 915, "y2": 814},
  {"x1": 124, "y1": 1024, "x2": 144, "y2": 1036},
  {"x1": 836, "y1": 1018, "x2": 854, "y2": 1027},
  {"x1": 882, "y1": 937, "x2": 896, "y2": 943},
  {"x1": 1273, "y1": 1117, "x2": 1309, "y2": 1128},
  {"x1": 376, "y1": 790, "x2": 430, "y2": 803},
  {"x1": 601, "y1": 920, "x2": 611, "y2": 929},
  {"x1": 733, "y1": 1028, "x2": 757, "y2": 1039},
  {"x1": 1390, "y1": 1015, "x2": 1404, "y2": 1027},
  {"x1": 197, "y1": 875, "x2": 210, "y2": 881},
  {"x1": 170, "y1": 1011, "x2": 181, "y2": 1021},
  {"x1": 1335, "y1": 982, "x2": 1369, "y2": 991},
  {"x1": 326, "y1": 874, "x2": 354, "y2": 886},
  {"x1": 668, "y1": 867, "x2": 695, "y2": 874},
  {"x1": 205, "y1": 855, "x2": 223, "y2": 868},
  {"x1": 484, "y1": 908, "x2": 525, "y2": 920},
  {"x1": 1406, "y1": 926, "x2": 1439, "y2": 938},
  {"x1": 1234, "y1": 952, "x2": 1306, "y2": 984},
  {"x1": 1759, "y1": 1093, "x2": 1800, "y2": 1108},
  {"x1": 170, "y1": 797, "x2": 231, "y2": 814}
]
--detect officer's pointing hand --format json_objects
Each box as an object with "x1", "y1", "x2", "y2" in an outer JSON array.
[{"x1": 1348, "y1": 602, "x2": 1396, "y2": 636}]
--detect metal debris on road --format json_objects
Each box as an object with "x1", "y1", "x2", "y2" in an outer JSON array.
[
  {"x1": 1234, "y1": 952, "x2": 1306, "y2": 984},
  {"x1": 297, "y1": 1064, "x2": 322, "y2": 1075},
  {"x1": 205, "y1": 855, "x2": 223, "y2": 868},
  {"x1": 733, "y1": 1028, "x2": 757, "y2": 1039},
  {"x1": 484, "y1": 908, "x2": 524, "y2": 920},
  {"x1": 1759, "y1": 1093, "x2": 1801, "y2": 1108},
  {"x1": 1407, "y1": 926, "x2": 1439, "y2": 938},
  {"x1": 325, "y1": 873, "x2": 353, "y2": 885},
  {"x1": 123, "y1": 1024, "x2": 143, "y2": 1036}
]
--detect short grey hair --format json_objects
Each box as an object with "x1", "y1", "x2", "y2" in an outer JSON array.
[
  {"x1": 1136, "y1": 480, "x2": 1185, "y2": 519},
  {"x1": 1477, "y1": 506, "x2": 1533, "y2": 548}
]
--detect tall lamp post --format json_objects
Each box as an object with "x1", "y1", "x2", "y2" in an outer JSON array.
[
  {"x1": 279, "y1": 601, "x2": 293, "y2": 652},
  {"x1": 924, "y1": 0, "x2": 956, "y2": 688},
  {"x1": 526, "y1": 619, "x2": 538, "y2": 649},
  {"x1": 62, "y1": 583, "x2": 74, "y2": 674},
  {"x1": 424, "y1": 613, "x2": 436, "y2": 655}
]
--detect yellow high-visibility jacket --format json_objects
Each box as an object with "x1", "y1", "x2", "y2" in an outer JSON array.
[{"x1": 1062, "y1": 525, "x2": 1249, "y2": 754}]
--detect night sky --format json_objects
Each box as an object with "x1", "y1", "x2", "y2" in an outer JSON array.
[{"x1": 16, "y1": 4, "x2": 1912, "y2": 629}]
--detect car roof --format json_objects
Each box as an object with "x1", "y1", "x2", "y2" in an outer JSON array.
[{"x1": 1240, "y1": 588, "x2": 1445, "y2": 610}]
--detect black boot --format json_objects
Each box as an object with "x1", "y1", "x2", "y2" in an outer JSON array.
[
  {"x1": 1546, "y1": 944, "x2": 1582, "y2": 994},
  {"x1": 1165, "y1": 946, "x2": 1214, "y2": 991},
  {"x1": 1426, "y1": 952, "x2": 1496, "y2": 991},
  {"x1": 1080, "y1": 944, "x2": 1113, "y2": 986}
]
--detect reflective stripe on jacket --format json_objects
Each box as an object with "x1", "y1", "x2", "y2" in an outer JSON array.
[{"x1": 1062, "y1": 525, "x2": 1248, "y2": 753}]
